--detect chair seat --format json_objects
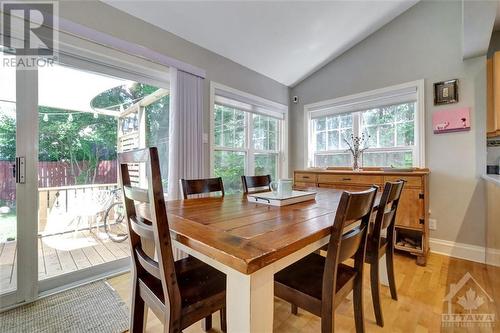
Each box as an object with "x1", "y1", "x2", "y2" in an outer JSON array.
[
  {"x1": 176, "y1": 256, "x2": 226, "y2": 309},
  {"x1": 365, "y1": 236, "x2": 388, "y2": 263},
  {"x1": 275, "y1": 253, "x2": 357, "y2": 314},
  {"x1": 141, "y1": 256, "x2": 226, "y2": 317}
]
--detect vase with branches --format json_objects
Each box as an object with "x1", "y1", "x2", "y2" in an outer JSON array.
[{"x1": 343, "y1": 133, "x2": 370, "y2": 171}]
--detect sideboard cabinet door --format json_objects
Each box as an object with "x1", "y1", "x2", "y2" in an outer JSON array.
[{"x1": 395, "y1": 188, "x2": 424, "y2": 230}]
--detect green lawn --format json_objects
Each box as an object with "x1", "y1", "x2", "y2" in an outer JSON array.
[{"x1": 0, "y1": 213, "x2": 16, "y2": 242}]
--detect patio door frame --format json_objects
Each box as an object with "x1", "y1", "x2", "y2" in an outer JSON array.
[
  {"x1": 0, "y1": 64, "x2": 40, "y2": 310},
  {"x1": 36, "y1": 43, "x2": 170, "y2": 295},
  {"x1": 1, "y1": 33, "x2": 170, "y2": 310}
]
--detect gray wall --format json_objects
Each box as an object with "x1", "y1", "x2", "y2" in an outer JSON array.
[
  {"x1": 57, "y1": 1, "x2": 289, "y2": 177},
  {"x1": 289, "y1": 1, "x2": 487, "y2": 247}
]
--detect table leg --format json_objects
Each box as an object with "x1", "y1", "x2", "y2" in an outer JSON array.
[
  {"x1": 379, "y1": 253, "x2": 389, "y2": 286},
  {"x1": 226, "y1": 265, "x2": 274, "y2": 333}
]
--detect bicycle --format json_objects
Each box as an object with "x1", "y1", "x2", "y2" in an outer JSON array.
[{"x1": 103, "y1": 188, "x2": 128, "y2": 242}]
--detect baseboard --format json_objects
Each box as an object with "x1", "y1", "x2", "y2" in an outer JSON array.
[
  {"x1": 486, "y1": 248, "x2": 500, "y2": 267},
  {"x1": 429, "y1": 238, "x2": 485, "y2": 264}
]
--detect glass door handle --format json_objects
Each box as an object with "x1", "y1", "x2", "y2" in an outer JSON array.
[{"x1": 15, "y1": 157, "x2": 26, "y2": 184}]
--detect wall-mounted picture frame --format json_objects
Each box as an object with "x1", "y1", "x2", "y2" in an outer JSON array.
[{"x1": 434, "y1": 79, "x2": 458, "y2": 105}]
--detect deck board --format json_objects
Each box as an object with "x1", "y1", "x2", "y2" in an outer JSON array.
[
  {"x1": 57, "y1": 248, "x2": 78, "y2": 274},
  {"x1": 41, "y1": 237, "x2": 63, "y2": 278},
  {"x1": 80, "y1": 232, "x2": 105, "y2": 266},
  {"x1": 0, "y1": 241, "x2": 16, "y2": 293},
  {"x1": 38, "y1": 239, "x2": 46, "y2": 278},
  {"x1": 70, "y1": 248, "x2": 92, "y2": 270},
  {"x1": 101, "y1": 237, "x2": 129, "y2": 259},
  {"x1": 0, "y1": 231, "x2": 130, "y2": 293}
]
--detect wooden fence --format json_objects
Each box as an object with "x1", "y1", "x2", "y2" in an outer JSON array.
[{"x1": 0, "y1": 160, "x2": 117, "y2": 203}]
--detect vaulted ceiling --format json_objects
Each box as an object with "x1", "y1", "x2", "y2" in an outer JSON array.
[{"x1": 104, "y1": 1, "x2": 419, "y2": 86}]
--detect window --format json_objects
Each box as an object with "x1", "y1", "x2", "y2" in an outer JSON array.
[
  {"x1": 213, "y1": 105, "x2": 281, "y2": 193},
  {"x1": 307, "y1": 81, "x2": 424, "y2": 168},
  {"x1": 211, "y1": 84, "x2": 287, "y2": 194}
]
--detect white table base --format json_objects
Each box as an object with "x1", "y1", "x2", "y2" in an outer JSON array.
[{"x1": 172, "y1": 235, "x2": 389, "y2": 332}]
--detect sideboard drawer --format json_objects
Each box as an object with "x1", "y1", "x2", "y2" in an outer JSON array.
[
  {"x1": 294, "y1": 173, "x2": 317, "y2": 183},
  {"x1": 317, "y1": 174, "x2": 383, "y2": 185},
  {"x1": 384, "y1": 175, "x2": 422, "y2": 188}
]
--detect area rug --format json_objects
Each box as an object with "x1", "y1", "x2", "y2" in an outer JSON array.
[{"x1": 0, "y1": 281, "x2": 129, "y2": 333}]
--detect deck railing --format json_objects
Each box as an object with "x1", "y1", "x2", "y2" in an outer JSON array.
[{"x1": 38, "y1": 183, "x2": 119, "y2": 236}]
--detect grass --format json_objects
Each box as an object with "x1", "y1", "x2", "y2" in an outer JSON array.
[{"x1": 0, "y1": 213, "x2": 16, "y2": 242}]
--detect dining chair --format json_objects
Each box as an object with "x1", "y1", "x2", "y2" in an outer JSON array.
[
  {"x1": 180, "y1": 177, "x2": 225, "y2": 199},
  {"x1": 274, "y1": 186, "x2": 378, "y2": 333},
  {"x1": 119, "y1": 148, "x2": 226, "y2": 333},
  {"x1": 241, "y1": 174, "x2": 272, "y2": 194},
  {"x1": 365, "y1": 180, "x2": 405, "y2": 327}
]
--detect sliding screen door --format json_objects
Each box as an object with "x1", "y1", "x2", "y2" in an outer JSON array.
[{"x1": 0, "y1": 52, "x2": 18, "y2": 303}]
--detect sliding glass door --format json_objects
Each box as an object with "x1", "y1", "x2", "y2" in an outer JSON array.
[
  {"x1": 36, "y1": 62, "x2": 130, "y2": 289},
  {"x1": 0, "y1": 48, "x2": 169, "y2": 308},
  {"x1": 36, "y1": 58, "x2": 169, "y2": 292},
  {"x1": 0, "y1": 52, "x2": 18, "y2": 301},
  {"x1": 0, "y1": 50, "x2": 39, "y2": 308}
]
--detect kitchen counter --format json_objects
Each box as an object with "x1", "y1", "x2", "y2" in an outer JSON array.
[
  {"x1": 485, "y1": 172, "x2": 500, "y2": 319},
  {"x1": 482, "y1": 174, "x2": 500, "y2": 186}
]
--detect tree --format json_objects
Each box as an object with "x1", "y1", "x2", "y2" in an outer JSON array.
[
  {"x1": 38, "y1": 106, "x2": 118, "y2": 184},
  {"x1": 0, "y1": 110, "x2": 15, "y2": 161}
]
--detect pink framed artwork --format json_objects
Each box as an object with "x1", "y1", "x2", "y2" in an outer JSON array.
[{"x1": 432, "y1": 107, "x2": 471, "y2": 134}]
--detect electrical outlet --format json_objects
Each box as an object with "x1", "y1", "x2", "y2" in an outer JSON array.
[{"x1": 429, "y1": 218, "x2": 437, "y2": 230}]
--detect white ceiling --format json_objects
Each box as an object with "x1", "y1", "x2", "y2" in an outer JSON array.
[{"x1": 104, "y1": 0, "x2": 419, "y2": 86}]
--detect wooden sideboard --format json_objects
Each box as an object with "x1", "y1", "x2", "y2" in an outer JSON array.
[{"x1": 294, "y1": 168, "x2": 430, "y2": 265}]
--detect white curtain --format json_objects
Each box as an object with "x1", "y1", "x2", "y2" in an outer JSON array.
[
  {"x1": 167, "y1": 68, "x2": 204, "y2": 260},
  {"x1": 167, "y1": 68, "x2": 204, "y2": 200}
]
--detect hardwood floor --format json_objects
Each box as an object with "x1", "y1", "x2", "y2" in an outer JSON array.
[{"x1": 107, "y1": 252, "x2": 499, "y2": 332}]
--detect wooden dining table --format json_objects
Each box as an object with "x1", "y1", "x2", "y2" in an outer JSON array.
[{"x1": 162, "y1": 187, "x2": 385, "y2": 332}]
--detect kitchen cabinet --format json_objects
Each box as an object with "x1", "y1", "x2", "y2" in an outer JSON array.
[{"x1": 487, "y1": 53, "x2": 500, "y2": 137}]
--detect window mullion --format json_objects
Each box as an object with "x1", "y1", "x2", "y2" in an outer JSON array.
[
  {"x1": 393, "y1": 118, "x2": 397, "y2": 146},
  {"x1": 353, "y1": 112, "x2": 361, "y2": 137},
  {"x1": 220, "y1": 109, "x2": 224, "y2": 147},
  {"x1": 247, "y1": 112, "x2": 254, "y2": 176}
]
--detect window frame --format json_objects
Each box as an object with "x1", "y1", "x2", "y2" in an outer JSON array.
[
  {"x1": 304, "y1": 80, "x2": 425, "y2": 168},
  {"x1": 209, "y1": 82, "x2": 288, "y2": 184}
]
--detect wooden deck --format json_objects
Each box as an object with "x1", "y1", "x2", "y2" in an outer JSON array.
[{"x1": 0, "y1": 230, "x2": 130, "y2": 293}]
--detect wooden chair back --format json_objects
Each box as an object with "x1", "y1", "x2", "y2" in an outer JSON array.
[
  {"x1": 321, "y1": 187, "x2": 378, "y2": 315},
  {"x1": 371, "y1": 180, "x2": 405, "y2": 248},
  {"x1": 241, "y1": 175, "x2": 272, "y2": 194},
  {"x1": 180, "y1": 177, "x2": 225, "y2": 199},
  {"x1": 119, "y1": 147, "x2": 182, "y2": 332}
]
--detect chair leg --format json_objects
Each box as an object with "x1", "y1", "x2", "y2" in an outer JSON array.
[
  {"x1": 320, "y1": 309, "x2": 335, "y2": 333},
  {"x1": 353, "y1": 272, "x2": 366, "y2": 333},
  {"x1": 201, "y1": 314, "x2": 212, "y2": 331},
  {"x1": 220, "y1": 308, "x2": 227, "y2": 332},
  {"x1": 370, "y1": 262, "x2": 384, "y2": 327},
  {"x1": 130, "y1": 282, "x2": 146, "y2": 333},
  {"x1": 386, "y1": 247, "x2": 398, "y2": 301},
  {"x1": 291, "y1": 303, "x2": 298, "y2": 315}
]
